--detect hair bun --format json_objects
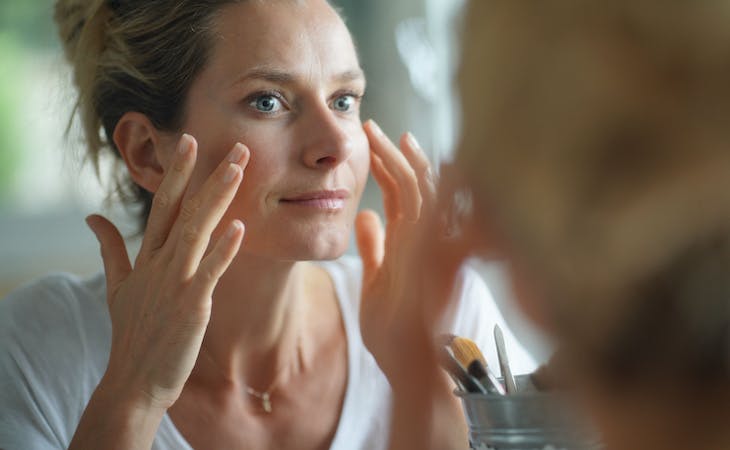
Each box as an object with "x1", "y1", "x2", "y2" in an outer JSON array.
[{"x1": 54, "y1": 0, "x2": 108, "y2": 63}]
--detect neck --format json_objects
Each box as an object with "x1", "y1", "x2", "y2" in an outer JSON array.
[{"x1": 194, "y1": 253, "x2": 328, "y2": 391}]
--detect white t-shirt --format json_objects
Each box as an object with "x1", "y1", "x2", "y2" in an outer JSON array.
[{"x1": 0, "y1": 256, "x2": 535, "y2": 450}]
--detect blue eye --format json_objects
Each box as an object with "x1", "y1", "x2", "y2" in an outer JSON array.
[
  {"x1": 250, "y1": 95, "x2": 282, "y2": 113},
  {"x1": 332, "y1": 95, "x2": 355, "y2": 112}
]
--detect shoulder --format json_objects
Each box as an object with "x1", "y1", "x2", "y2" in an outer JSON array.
[
  {"x1": 0, "y1": 271, "x2": 110, "y2": 376},
  {"x1": 0, "y1": 272, "x2": 110, "y2": 448},
  {"x1": 0, "y1": 272, "x2": 108, "y2": 339}
]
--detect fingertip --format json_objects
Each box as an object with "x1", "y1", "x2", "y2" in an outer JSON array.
[
  {"x1": 85, "y1": 214, "x2": 97, "y2": 228},
  {"x1": 226, "y1": 219, "x2": 245, "y2": 240},
  {"x1": 402, "y1": 132, "x2": 420, "y2": 152},
  {"x1": 356, "y1": 209, "x2": 380, "y2": 226},
  {"x1": 355, "y1": 210, "x2": 385, "y2": 272},
  {"x1": 240, "y1": 144, "x2": 251, "y2": 169},
  {"x1": 182, "y1": 132, "x2": 197, "y2": 145},
  {"x1": 364, "y1": 119, "x2": 384, "y2": 138},
  {"x1": 178, "y1": 133, "x2": 196, "y2": 154},
  {"x1": 85, "y1": 214, "x2": 105, "y2": 235},
  {"x1": 355, "y1": 210, "x2": 384, "y2": 247}
]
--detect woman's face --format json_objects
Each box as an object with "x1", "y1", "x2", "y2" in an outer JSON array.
[{"x1": 172, "y1": 0, "x2": 368, "y2": 261}]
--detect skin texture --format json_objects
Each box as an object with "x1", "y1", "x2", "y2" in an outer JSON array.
[{"x1": 69, "y1": 1, "x2": 444, "y2": 449}]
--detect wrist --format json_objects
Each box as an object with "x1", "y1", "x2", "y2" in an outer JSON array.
[
  {"x1": 69, "y1": 375, "x2": 168, "y2": 450},
  {"x1": 387, "y1": 364, "x2": 467, "y2": 450},
  {"x1": 96, "y1": 371, "x2": 174, "y2": 414},
  {"x1": 384, "y1": 350, "x2": 445, "y2": 394}
]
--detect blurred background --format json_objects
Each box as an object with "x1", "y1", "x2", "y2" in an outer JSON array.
[{"x1": 0, "y1": 0, "x2": 550, "y2": 363}]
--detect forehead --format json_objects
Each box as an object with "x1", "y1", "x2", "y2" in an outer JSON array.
[{"x1": 206, "y1": 0, "x2": 361, "y2": 83}]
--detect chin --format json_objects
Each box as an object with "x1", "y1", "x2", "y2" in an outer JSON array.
[
  {"x1": 245, "y1": 222, "x2": 352, "y2": 262},
  {"x1": 296, "y1": 229, "x2": 351, "y2": 261}
]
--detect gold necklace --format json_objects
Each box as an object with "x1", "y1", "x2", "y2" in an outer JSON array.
[
  {"x1": 242, "y1": 334, "x2": 302, "y2": 413},
  {"x1": 201, "y1": 332, "x2": 303, "y2": 414}
]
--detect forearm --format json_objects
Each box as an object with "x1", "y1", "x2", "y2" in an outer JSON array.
[
  {"x1": 387, "y1": 362, "x2": 468, "y2": 450},
  {"x1": 69, "y1": 377, "x2": 167, "y2": 450}
]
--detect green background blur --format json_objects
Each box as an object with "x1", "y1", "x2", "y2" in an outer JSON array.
[{"x1": 0, "y1": 0, "x2": 56, "y2": 204}]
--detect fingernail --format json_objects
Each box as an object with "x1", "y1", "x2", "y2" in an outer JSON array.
[
  {"x1": 406, "y1": 132, "x2": 420, "y2": 149},
  {"x1": 227, "y1": 220, "x2": 243, "y2": 239},
  {"x1": 178, "y1": 134, "x2": 192, "y2": 154},
  {"x1": 223, "y1": 164, "x2": 239, "y2": 183},
  {"x1": 227, "y1": 143, "x2": 245, "y2": 163},
  {"x1": 369, "y1": 120, "x2": 384, "y2": 137}
]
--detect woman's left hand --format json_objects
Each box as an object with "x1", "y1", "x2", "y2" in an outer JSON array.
[
  {"x1": 356, "y1": 119, "x2": 468, "y2": 385},
  {"x1": 356, "y1": 120, "x2": 472, "y2": 450}
]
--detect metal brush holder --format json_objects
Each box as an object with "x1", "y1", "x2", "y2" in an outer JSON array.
[{"x1": 456, "y1": 376, "x2": 604, "y2": 450}]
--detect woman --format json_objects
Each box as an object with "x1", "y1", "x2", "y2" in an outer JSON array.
[
  {"x1": 379, "y1": 0, "x2": 730, "y2": 449},
  {"x1": 0, "y1": 0, "x2": 534, "y2": 449}
]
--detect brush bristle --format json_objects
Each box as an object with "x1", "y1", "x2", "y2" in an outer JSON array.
[{"x1": 450, "y1": 336, "x2": 487, "y2": 369}]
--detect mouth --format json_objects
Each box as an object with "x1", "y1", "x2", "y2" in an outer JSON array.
[{"x1": 280, "y1": 189, "x2": 350, "y2": 211}]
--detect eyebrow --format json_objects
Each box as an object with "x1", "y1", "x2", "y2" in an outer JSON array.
[{"x1": 232, "y1": 67, "x2": 366, "y2": 87}]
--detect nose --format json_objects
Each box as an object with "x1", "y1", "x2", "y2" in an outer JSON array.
[{"x1": 299, "y1": 104, "x2": 354, "y2": 169}]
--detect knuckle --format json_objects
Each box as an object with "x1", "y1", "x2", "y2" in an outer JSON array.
[
  {"x1": 198, "y1": 267, "x2": 219, "y2": 284},
  {"x1": 179, "y1": 197, "x2": 201, "y2": 222},
  {"x1": 181, "y1": 224, "x2": 200, "y2": 246},
  {"x1": 153, "y1": 190, "x2": 170, "y2": 209}
]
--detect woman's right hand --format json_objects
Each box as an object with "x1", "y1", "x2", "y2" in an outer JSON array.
[{"x1": 86, "y1": 134, "x2": 249, "y2": 411}]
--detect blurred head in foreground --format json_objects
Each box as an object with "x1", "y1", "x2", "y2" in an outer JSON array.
[{"x1": 456, "y1": 1, "x2": 730, "y2": 448}]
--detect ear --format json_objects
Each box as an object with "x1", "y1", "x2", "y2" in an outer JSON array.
[{"x1": 112, "y1": 112, "x2": 165, "y2": 193}]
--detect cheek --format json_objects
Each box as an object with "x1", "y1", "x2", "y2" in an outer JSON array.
[
  {"x1": 190, "y1": 122, "x2": 282, "y2": 190},
  {"x1": 184, "y1": 151, "x2": 224, "y2": 197}
]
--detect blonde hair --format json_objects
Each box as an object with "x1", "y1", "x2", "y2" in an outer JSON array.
[
  {"x1": 54, "y1": 0, "x2": 243, "y2": 226},
  {"x1": 457, "y1": 0, "x2": 730, "y2": 387}
]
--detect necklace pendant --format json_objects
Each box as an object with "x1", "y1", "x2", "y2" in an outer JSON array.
[{"x1": 262, "y1": 392, "x2": 272, "y2": 413}]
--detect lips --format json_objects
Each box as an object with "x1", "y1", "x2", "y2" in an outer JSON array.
[{"x1": 280, "y1": 189, "x2": 350, "y2": 210}]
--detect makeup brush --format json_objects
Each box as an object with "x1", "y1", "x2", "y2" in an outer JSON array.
[
  {"x1": 449, "y1": 335, "x2": 507, "y2": 394},
  {"x1": 494, "y1": 324, "x2": 518, "y2": 394},
  {"x1": 466, "y1": 359, "x2": 506, "y2": 395},
  {"x1": 438, "y1": 346, "x2": 488, "y2": 394},
  {"x1": 449, "y1": 336, "x2": 487, "y2": 369}
]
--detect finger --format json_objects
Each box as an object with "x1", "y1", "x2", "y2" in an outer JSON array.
[
  {"x1": 355, "y1": 209, "x2": 385, "y2": 286},
  {"x1": 139, "y1": 134, "x2": 197, "y2": 259},
  {"x1": 370, "y1": 152, "x2": 400, "y2": 221},
  {"x1": 170, "y1": 143, "x2": 250, "y2": 278},
  {"x1": 364, "y1": 120, "x2": 421, "y2": 221},
  {"x1": 194, "y1": 220, "x2": 245, "y2": 296},
  {"x1": 399, "y1": 132, "x2": 437, "y2": 213},
  {"x1": 86, "y1": 214, "x2": 132, "y2": 298}
]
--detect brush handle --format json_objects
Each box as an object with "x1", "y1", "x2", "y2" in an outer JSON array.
[
  {"x1": 494, "y1": 325, "x2": 518, "y2": 394},
  {"x1": 467, "y1": 360, "x2": 506, "y2": 395},
  {"x1": 438, "y1": 348, "x2": 488, "y2": 394}
]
